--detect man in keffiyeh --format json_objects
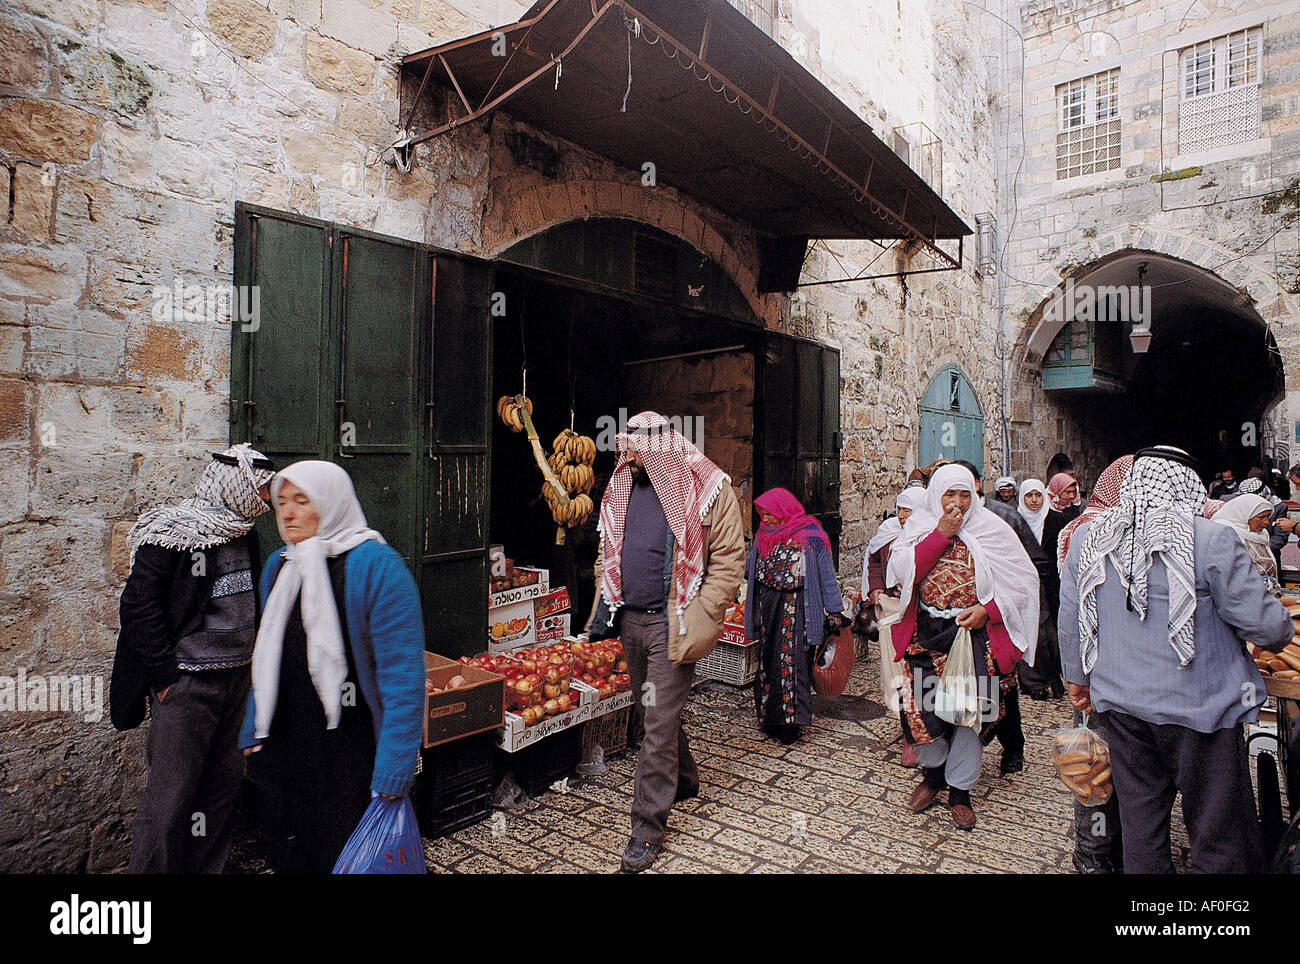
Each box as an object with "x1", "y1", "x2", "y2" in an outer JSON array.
[
  {"x1": 1058, "y1": 446, "x2": 1291, "y2": 873},
  {"x1": 588, "y1": 412, "x2": 745, "y2": 873},
  {"x1": 114, "y1": 443, "x2": 275, "y2": 873}
]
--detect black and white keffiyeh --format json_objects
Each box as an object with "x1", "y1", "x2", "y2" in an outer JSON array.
[
  {"x1": 1236, "y1": 477, "x2": 1282, "y2": 510},
  {"x1": 1076, "y1": 453, "x2": 1207, "y2": 673},
  {"x1": 128, "y1": 443, "x2": 275, "y2": 564}
]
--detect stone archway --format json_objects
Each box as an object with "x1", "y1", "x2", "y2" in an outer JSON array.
[{"x1": 479, "y1": 176, "x2": 789, "y2": 331}]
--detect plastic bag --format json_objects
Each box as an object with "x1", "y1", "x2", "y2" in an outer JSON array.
[
  {"x1": 1052, "y1": 714, "x2": 1113, "y2": 807},
  {"x1": 577, "y1": 743, "x2": 608, "y2": 777},
  {"x1": 489, "y1": 772, "x2": 531, "y2": 811},
  {"x1": 933, "y1": 626, "x2": 981, "y2": 728},
  {"x1": 332, "y1": 795, "x2": 426, "y2": 874}
]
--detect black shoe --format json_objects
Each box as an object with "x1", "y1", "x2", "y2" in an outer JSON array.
[
  {"x1": 1050, "y1": 680, "x2": 1066, "y2": 698},
  {"x1": 620, "y1": 838, "x2": 663, "y2": 874},
  {"x1": 1000, "y1": 749, "x2": 1024, "y2": 774},
  {"x1": 674, "y1": 782, "x2": 699, "y2": 803},
  {"x1": 1025, "y1": 689, "x2": 1049, "y2": 702},
  {"x1": 776, "y1": 725, "x2": 800, "y2": 746},
  {"x1": 1072, "y1": 855, "x2": 1116, "y2": 875}
]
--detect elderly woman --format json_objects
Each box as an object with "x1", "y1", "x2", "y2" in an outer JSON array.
[
  {"x1": 888, "y1": 464, "x2": 1039, "y2": 829},
  {"x1": 863, "y1": 486, "x2": 927, "y2": 764},
  {"x1": 744, "y1": 488, "x2": 844, "y2": 746},
  {"x1": 1211, "y1": 493, "x2": 1280, "y2": 586},
  {"x1": 239, "y1": 461, "x2": 426, "y2": 873}
]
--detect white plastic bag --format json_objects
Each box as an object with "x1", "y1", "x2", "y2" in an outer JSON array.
[{"x1": 933, "y1": 626, "x2": 981, "y2": 728}]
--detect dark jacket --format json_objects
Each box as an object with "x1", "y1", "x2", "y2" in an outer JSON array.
[{"x1": 110, "y1": 532, "x2": 262, "y2": 731}]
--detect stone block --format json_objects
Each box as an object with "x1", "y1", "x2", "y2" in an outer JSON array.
[
  {"x1": 319, "y1": 0, "x2": 399, "y2": 58},
  {"x1": 31, "y1": 447, "x2": 136, "y2": 519},
  {"x1": 0, "y1": 99, "x2": 98, "y2": 163},
  {"x1": 10, "y1": 163, "x2": 55, "y2": 241},
  {"x1": 269, "y1": 0, "x2": 321, "y2": 25},
  {"x1": 0, "y1": 244, "x2": 87, "y2": 302},
  {"x1": 124, "y1": 323, "x2": 203, "y2": 383},
  {"x1": 0, "y1": 16, "x2": 46, "y2": 91},
  {"x1": 0, "y1": 520, "x2": 110, "y2": 594},
  {"x1": 304, "y1": 29, "x2": 377, "y2": 94},
  {"x1": 0, "y1": 378, "x2": 32, "y2": 445},
  {"x1": 207, "y1": 0, "x2": 279, "y2": 57}
]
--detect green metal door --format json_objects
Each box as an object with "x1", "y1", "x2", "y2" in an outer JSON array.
[
  {"x1": 232, "y1": 203, "x2": 492, "y2": 657},
  {"x1": 757, "y1": 332, "x2": 842, "y2": 560}
]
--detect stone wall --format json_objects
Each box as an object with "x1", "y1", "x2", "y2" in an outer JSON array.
[
  {"x1": 991, "y1": 0, "x2": 1300, "y2": 487},
  {"x1": 0, "y1": 0, "x2": 1001, "y2": 869}
]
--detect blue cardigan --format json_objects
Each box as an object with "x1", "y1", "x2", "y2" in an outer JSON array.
[
  {"x1": 744, "y1": 535, "x2": 844, "y2": 648},
  {"x1": 239, "y1": 541, "x2": 427, "y2": 797}
]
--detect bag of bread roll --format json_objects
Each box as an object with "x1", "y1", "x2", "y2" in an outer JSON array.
[{"x1": 1052, "y1": 713, "x2": 1113, "y2": 807}]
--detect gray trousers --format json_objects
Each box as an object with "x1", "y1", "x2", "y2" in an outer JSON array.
[
  {"x1": 620, "y1": 609, "x2": 699, "y2": 846},
  {"x1": 128, "y1": 668, "x2": 251, "y2": 873},
  {"x1": 913, "y1": 725, "x2": 982, "y2": 790}
]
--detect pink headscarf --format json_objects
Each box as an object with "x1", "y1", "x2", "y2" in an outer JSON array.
[
  {"x1": 1047, "y1": 472, "x2": 1082, "y2": 511},
  {"x1": 754, "y1": 487, "x2": 830, "y2": 557}
]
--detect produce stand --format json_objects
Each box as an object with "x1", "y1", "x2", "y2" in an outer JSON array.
[
  {"x1": 696, "y1": 607, "x2": 758, "y2": 686},
  {"x1": 1264, "y1": 675, "x2": 1300, "y2": 796}
]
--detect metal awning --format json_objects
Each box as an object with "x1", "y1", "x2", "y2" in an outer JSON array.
[{"x1": 400, "y1": 0, "x2": 970, "y2": 286}]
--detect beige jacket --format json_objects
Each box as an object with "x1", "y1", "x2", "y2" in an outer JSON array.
[{"x1": 590, "y1": 484, "x2": 747, "y2": 667}]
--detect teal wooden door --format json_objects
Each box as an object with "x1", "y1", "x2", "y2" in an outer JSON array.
[
  {"x1": 918, "y1": 365, "x2": 985, "y2": 475},
  {"x1": 233, "y1": 203, "x2": 492, "y2": 657}
]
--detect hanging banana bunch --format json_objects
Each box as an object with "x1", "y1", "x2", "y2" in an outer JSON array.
[
  {"x1": 545, "y1": 428, "x2": 597, "y2": 530},
  {"x1": 496, "y1": 395, "x2": 533, "y2": 433}
]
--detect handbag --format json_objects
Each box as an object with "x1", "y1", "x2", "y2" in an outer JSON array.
[{"x1": 812, "y1": 615, "x2": 853, "y2": 698}]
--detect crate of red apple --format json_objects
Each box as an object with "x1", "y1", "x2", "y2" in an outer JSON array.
[{"x1": 460, "y1": 638, "x2": 630, "y2": 727}]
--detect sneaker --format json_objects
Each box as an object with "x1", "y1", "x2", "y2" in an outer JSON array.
[{"x1": 620, "y1": 838, "x2": 663, "y2": 874}]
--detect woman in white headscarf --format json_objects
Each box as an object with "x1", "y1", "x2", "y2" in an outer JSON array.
[
  {"x1": 239, "y1": 461, "x2": 426, "y2": 873},
  {"x1": 1210, "y1": 493, "x2": 1280, "y2": 586},
  {"x1": 863, "y1": 486, "x2": 927, "y2": 765},
  {"x1": 886, "y1": 464, "x2": 1040, "y2": 830},
  {"x1": 1017, "y1": 479, "x2": 1050, "y2": 545}
]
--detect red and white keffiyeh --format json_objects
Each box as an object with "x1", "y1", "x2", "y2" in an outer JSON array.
[
  {"x1": 598, "y1": 411, "x2": 729, "y2": 633},
  {"x1": 1056, "y1": 455, "x2": 1134, "y2": 573}
]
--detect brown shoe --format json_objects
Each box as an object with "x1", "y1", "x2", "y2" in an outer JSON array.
[
  {"x1": 951, "y1": 804, "x2": 976, "y2": 830},
  {"x1": 907, "y1": 781, "x2": 941, "y2": 813}
]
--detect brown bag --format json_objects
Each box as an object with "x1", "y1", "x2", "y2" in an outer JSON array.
[{"x1": 813, "y1": 619, "x2": 853, "y2": 698}]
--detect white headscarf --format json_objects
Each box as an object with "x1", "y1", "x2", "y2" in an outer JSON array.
[
  {"x1": 1210, "y1": 493, "x2": 1272, "y2": 545},
  {"x1": 1017, "y1": 478, "x2": 1049, "y2": 543},
  {"x1": 992, "y1": 476, "x2": 1017, "y2": 502},
  {"x1": 252, "y1": 461, "x2": 386, "y2": 740},
  {"x1": 1076, "y1": 452, "x2": 1206, "y2": 673},
  {"x1": 865, "y1": 487, "x2": 927, "y2": 557},
  {"x1": 886, "y1": 464, "x2": 1041, "y2": 663}
]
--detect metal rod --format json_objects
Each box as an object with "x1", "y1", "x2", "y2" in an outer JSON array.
[
  {"x1": 623, "y1": 344, "x2": 748, "y2": 367},
  {"x1": 439, "y1": 54, "x2": 473, "y2": 115},
  {"x1": 401, "y1": 55, "x2": 436, "y2": 135}
]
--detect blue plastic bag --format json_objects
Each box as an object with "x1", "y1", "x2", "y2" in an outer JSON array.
[{"x1": 332, "y1": 795, "x2": 426, "y2": 875}]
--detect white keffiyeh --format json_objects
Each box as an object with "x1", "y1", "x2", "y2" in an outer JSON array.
[
  {"x1": 252, "y1": 461, "x2": 385, "y2": 740},
  {"x1": 1076, "y1": 454, "x2": 1206, "y2": 673}
]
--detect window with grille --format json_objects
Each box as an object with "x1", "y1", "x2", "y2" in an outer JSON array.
[
  {"x1": 1055, "y1": 69, "x2": 1121, "y2": 180},
  {"x1": 728, "y1": 0, "x2": 777, "y2": 37},
  {"x1": 1178, "y1": 27, "x2": 1262, "y2": 154}
]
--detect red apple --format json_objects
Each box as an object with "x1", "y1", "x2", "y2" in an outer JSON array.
[{"x1": 543, "y1": 698, "x2": 560, "y2": 716}]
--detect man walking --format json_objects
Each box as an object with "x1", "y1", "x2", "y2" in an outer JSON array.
[
  {"x1": 1059, "y1": 446, "x2": 1291, "y2": 873},
  {"x1": 590, "y1": 412, "x2": 745, "y2": 873},
  {"x1": 113, "y1": 443, "x2": 275, "y2": 873}
]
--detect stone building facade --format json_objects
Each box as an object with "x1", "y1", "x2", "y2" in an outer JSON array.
[
  {"x1": 989, "y1": 0, "x2": 1300, "y2": 485},
  {"x1": 0, "y1": 0, "x2": 1005, "y2": 870}
]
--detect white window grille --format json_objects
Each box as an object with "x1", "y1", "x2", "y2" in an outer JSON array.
[
  {"x1": 727, "y1": 0, "x2": 777, "y2": 36},
  {"x1": 1178, "y1": 27, "x2": 1262, "y2": 154},
  {"x1": 1055, "y1": 69, "x2": 1122, "y2": 180}
]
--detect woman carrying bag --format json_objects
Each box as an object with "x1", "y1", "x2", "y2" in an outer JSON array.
[
  {"x1": 887, "y1": 464, "x2": 1039, "y2": 830},
  {"x1": 744, "y1": 488, "x2": 844, "y2": 746},
  {"x1": 239, "y1": 461, "x2": 427, "y2": 873}
]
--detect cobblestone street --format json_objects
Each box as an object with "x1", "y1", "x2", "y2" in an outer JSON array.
[{"x1": 411, "y1": 648, "x2": 1195, "y2": 874}]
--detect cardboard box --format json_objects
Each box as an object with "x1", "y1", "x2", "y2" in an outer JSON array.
[
  {"x1": 588, "y1": 687, "x2": 634, "y2": 718},
  {"x1": 719, "y1": 621, "x2": 747, "y2": 647},
  {"x1": 488, "y1": 567, "x2": 549, "y2": 608},
  {"x1": 423, "y1": 653, "x2": 505, "y2": 748},
  {"x1": 496, "y1": 699, "x2": 594, "y2": 751},
  {"x1": 487, "y1": 598, "x2": 535, "y2": 654},
  {"x1": 535, "y1": 613, "x2": 571, "y2": 644},
  {"x1": 534, "y1": 586, "x2": 571, "y2": 621}
]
